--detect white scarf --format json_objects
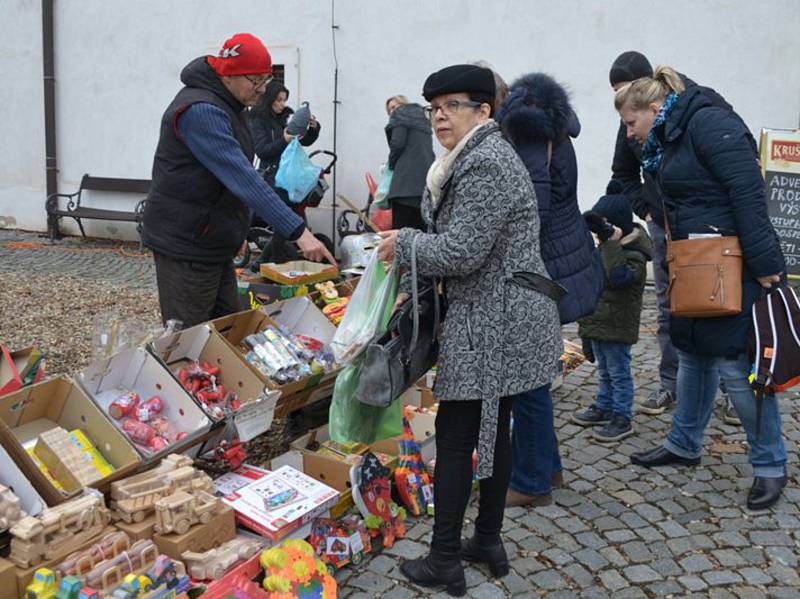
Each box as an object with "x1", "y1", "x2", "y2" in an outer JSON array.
[{"x1": 426, "y1": 120, "x2": 492, "y2": 207}]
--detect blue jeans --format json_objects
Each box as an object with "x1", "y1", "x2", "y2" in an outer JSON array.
[
  {"x1": 664, "y1": 351, "x2": 787, "y2": 478},
  {"x1": 647, "y1": 221, "x2": 679, "y2": 393},
  {"x1": 592, "y1": 340, "x2": 634, "y2": 419},
  {"x1": 510, "y1": 385, "x2": 562, "y2": 496}
]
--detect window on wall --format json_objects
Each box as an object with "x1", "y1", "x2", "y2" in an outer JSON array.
[{"x1": 272, "y1": 64, "x2": 285, "y2": 85}]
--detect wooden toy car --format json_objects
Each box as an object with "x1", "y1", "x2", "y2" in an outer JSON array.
[
  {"x1": 154, "y1": 489, "x2": 220, "y2": 535},
  {"x1": 26, "y1": 568, "x2": 59, "y2": 598},
  {"x1": 54, "y1": 575, "x2": 83, "y2": 599},
  {"x1": 110, "y1": 455, "x2": 213, "y2": 524},
  {"x1": 77, "y1": 589, "x2": 99, "y2": 599},
  {"x1": 0, "y1": 483, "x2": 25, "y2": 533},
  {"x1": 10, "y1": 493, "x2": 111, "y2": 568},
  {"x1": 84, "y1": 539, "x2": 158, "y2": 591},
  {"x1": 110, "y1": 573, "x2": 152, "y2": 598},
  {"x1": 182, "y1": 537, "x2": 263, "y2": 580}
]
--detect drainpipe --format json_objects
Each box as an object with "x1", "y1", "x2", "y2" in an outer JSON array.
[{"x1": 43, "y1": 0, "x2": 59, "y2": 237}]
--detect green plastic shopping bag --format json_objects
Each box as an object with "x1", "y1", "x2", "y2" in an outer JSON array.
[{"x1": 329, "y1": 256, "x2": 402, "y2": 443}]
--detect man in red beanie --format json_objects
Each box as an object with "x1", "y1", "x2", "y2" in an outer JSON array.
[{"x1": 143, "y1": 33, "x2": 335, "y2": 328}]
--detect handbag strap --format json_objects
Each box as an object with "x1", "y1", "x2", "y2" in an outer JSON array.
[{"x1": 409, "y1": 234, "x2": 440, "y2": 353}]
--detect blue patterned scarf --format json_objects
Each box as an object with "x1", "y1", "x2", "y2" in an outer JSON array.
[{"x1": 640, "y1": 92, "x2": 679, "y2": 172}]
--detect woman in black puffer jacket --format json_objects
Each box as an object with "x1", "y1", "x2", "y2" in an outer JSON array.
[{"x1": 617, "y1": 66, "x2": 788, "y2": 511}]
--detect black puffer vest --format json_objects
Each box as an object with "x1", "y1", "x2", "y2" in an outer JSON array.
[{"x1": 143, "y1": 57, "x2": 253, "y2": 263}]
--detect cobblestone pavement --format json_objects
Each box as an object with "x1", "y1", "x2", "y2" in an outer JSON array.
[{"x1": 1, "y1": 229, "x2": 799, "y2": 598}]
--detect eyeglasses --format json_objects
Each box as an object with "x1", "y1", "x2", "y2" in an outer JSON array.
[
  {"x1": 423, "y1": 100, "x2": 483, "y2": 120},
  {"x1": 245, "y1": 74, "x2": 273, "y2": 89}
]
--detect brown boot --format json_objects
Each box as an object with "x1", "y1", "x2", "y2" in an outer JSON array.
[
  {"x1": 551, "y1": 471, "x2": 564, "y2": 489},
  {"x1": 505, "y1": 487, "x2": 552, "y2": 507}
]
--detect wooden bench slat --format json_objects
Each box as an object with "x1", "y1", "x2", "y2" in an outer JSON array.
[
  {"x1": 54, "y1": 207, "x2": 142, "y2": 221},
  {"x1": 81, "y1": 177, "x2": 151, "y2": 194}
]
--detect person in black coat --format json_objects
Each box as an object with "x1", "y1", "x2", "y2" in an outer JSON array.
[
  {"x1": 495, "y1": 72, "x2": 603, "y2": 507},
  {"x1": 248, "y1": 80, "x2": 321, "y2": 261},
  {"x1": 615, "y1": 66, "x2": 788, "y2": 510},
  {"x1": 608, "y1": 51, "x2": 750, "y2": 420},
  {"x1": 384, "y1": 96, "x2": 435, "y2": 230}
]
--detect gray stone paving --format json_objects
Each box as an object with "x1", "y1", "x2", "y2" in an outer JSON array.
[{"x1": 1, "y1": 228, "x2": 799, "y2": 597}]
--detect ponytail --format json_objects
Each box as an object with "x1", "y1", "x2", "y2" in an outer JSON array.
[{"x1": 614, "y1": 65, "x2": 685, "y2": 111}]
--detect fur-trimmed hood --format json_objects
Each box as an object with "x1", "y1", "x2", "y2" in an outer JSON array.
[{"x1": 497, "y1": 72, "x2": 580, "y2": 144}]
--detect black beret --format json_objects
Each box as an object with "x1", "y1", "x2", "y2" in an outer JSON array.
[{"x1": 422, "y1": 64, "x2": 496, "y2": 102}]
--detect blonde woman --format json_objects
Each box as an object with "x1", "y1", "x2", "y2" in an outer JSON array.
[{"x1": 616, "y1": 67, "x2": 787, "y2": 510}]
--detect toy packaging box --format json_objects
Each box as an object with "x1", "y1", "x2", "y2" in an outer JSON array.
[
  {"x1": 222, "y1": 465, "x2": 339, "y2": 542},
  {"x1": 213, "y1": 464, "x2": 270, "y2": 497}
]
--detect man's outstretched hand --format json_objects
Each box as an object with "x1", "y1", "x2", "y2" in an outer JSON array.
[{"x1": 296, "y1": 228, "x2": 337, "y2": 265}]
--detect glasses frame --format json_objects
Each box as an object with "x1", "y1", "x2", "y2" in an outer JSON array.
[
  {"x1": 423, "y1": 99, "x2": 483, "y2": 120},
  {"x1": 244, "y1": 74, "x2": 273, "y2": 89}
]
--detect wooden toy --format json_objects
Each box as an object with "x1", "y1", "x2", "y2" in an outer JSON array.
[
  {"x1": 350, "y1": 452, "x2": 406, "y2": 548},
  {"x1": 153, "y1": 489, "x2": 220, "y2": 535},
  {"x1": 0, "y1": 483, "x2": 25, "y2": 533},
  {"x1": 110, "y1": 454, "x2": 213, "y2": 523},
  {"x1": 56, "y1": 530, "x2": 131, "y2": 577},
  {"x1": 308, "y1": 515, "x2": 371, "y2": 574},
  {"x1": 83, "y1": 538, "x2": 158, "y2": 591},
  {"x1": 394, "y1": 416, "x2": 433, "y2": 516},
  {"x1": 54, "y1": 574, "x2": 82, "y2": 599},
  {"x1": 9, "y1": 493, "x2": 111, "y2": 568},
  {"x1": 25, "y1": 567, "x2": 59, "y2": 598},
  {"x1": 181, "y1": 537, "x2": 262, "y2": 580},
  {"x1": 35, "y1": 427, "x2": 104, "y2": 488},
  {"x1": 109, "y1": 572, "x2": 152, "y2": 598}
]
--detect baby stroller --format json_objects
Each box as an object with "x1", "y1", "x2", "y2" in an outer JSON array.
[
  {"x1": 336, "y1": 172, "x2": 392, "y2": 240},
  {"x1": 236, "y1": 150, "x2": 337, "y2": 269}
]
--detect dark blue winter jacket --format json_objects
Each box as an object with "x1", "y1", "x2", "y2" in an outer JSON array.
[
  {"x1": 657, "y1": 86, "x2": 785, "y2": 357},
  {"x1": 498, "y1": 73, "x2": 603, "y2": 324}
]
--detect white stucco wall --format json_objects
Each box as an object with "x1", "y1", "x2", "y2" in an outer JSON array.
[{"x1": 1, "y1": 0, "x2": 799, "y2": 242}]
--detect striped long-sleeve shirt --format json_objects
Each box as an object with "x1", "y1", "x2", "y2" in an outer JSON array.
[{"x1": 177, "y1": 102, "x2": 305, "y2": 240}]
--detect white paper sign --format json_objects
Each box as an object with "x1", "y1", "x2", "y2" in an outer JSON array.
[{"x1": 234, "y1": 390, "x2": 280, "y2": 442}]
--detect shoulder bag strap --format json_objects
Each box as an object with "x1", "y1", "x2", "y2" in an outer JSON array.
[{"x1": 409, "y1": 235, "x2": 440, "y2": 354}]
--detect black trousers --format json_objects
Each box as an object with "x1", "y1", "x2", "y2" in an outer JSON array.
[
  {"x1": 153, "y1": 252, "x2": 240, "y2": 328},
  {"x1": 432, "y1": 397, "x2": 513, "y2": 554},
  {"x1": 391, "y1": 197, "x2": 425, "y2": 231}
]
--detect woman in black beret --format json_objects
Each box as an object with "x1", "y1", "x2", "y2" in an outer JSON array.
[{"x1": 378, "y1": 64, "x2": 562, "y2": 596}]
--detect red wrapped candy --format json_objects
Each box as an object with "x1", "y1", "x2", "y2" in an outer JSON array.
[
  {"x1": 136, "y1": 396, "x2": 163, "y2": 422},
  {"x1": 122, "y1": 418, "x2": 155, "y2": 444},
  {"x1": 148, "y1": 436, "x2": 170, "y2": 452},
  {"x1": 109, "y1": 390, "x2": 141, "y2": 420}
]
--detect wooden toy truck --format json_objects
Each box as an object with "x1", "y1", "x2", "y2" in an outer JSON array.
[
  {"x1": 153, "y1": 490, "x2": 220, "y2": 535},
  {"x1": 84, "y1": 538, "x2": 159, "y2": 591},
  {"x1": 181, "y1": 537, "x2": 262, "y2": 580},
  {"x1": 9, "y1": 493, "x2": 111, "y2": 568},
  {"x1": 0, "y1": 483, "x2": 25, "y2": 532},
  {"x1": 56, "y1": 530, "x2": 131, "y2": 577},
  {"x1": 110, "y1": 454, "x2": 213, "y2": 523}
]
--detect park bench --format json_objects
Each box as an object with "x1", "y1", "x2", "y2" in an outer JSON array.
[{"x1": 46, "y1": 174, "x2": 151, "y2": 250}]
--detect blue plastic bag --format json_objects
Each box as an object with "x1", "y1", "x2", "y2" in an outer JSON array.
[{"x1": 275, "y1": 138, "x2": 322, "y2": 204}]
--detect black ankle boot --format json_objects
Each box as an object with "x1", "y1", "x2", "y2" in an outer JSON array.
[
  {"x1": 461, "y1": 535, "x2": 509, "y2": 578},
  {"x1": 400, "y1": 550, "x2": 466, "y2": 597}
]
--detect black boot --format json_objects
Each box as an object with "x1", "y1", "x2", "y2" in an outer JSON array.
[
  {"x1": 461, "y1": 534, "x2": 509, "y2": 578},
  {"x1": 400, "y1": 550, "x2": 466, "y2": 597},
  {"x1": 630, "y1": 446, "x2": 701, "y2": 468},
  {"x1": 747, "y1": 476, "x2": 787, "y2": 510}
]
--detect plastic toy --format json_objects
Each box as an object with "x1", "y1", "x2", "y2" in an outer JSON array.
[
  {"x1": 153, "y1": 489, "x2": 220, "y2": 535},
  {"x1": 308, "y1": 515, "x2": 371, "y2": 574},
  {"x1": 26, "y1": 568, "x2": 59, "y2": 598},
  {"x1": 182, "y1": 537, "x2": 263, "y2": 580},
  {"x1": 10, "y1": 493, "x2": 111, "y2": 568},
  {"x1": 54, "y1": 575, "x2": 82, "y2": 599},
  {"x1": 314, "y1": 281, "x2": 350, "y2": 325},
  {"x1": 144, "y1": 554, "x2": 191, "y2": 594},
  {"x1": 259, "y1": 539, "x2": 336, "y2": 598},
  {"x1": 176, "y1": 361, "x2": 240, "y2": 419},
  {"x1": 78, "y1": 589, "x2": 99, "y2": 599},
  {"x1": 215, "y1": 439, "x2": 248, "y2": 470},
  {"x1": 350, "y1": 452, "x2": 406, "y2": 548},
  {"x1": 394, "y1": 416, "x2": 433, "y2": 516}
]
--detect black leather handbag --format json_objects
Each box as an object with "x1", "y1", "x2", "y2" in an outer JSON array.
[{"x1": 356, "y1": 236, "x2": 441, "y2": 407}]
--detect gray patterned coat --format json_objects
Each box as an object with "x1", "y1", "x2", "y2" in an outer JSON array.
[{"x1": 395, "y1": 122, "x2": 562, "y2": 478}]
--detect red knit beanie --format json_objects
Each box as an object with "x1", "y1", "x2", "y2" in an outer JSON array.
[{"x1": 208, "y1": 33, "x2": 272, "y2": 77}]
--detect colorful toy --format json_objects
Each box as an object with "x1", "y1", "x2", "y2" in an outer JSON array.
[
  {"x1": 54, "y1": 575, "x2": 82, "y2": 599},
  {"x1": 308, "y1": 515, "x2": 371, "y2": 574},
  {"x1": 78, "y1": 589, "x2": 99, "y2": 599},
  {"x1": 110, "y1": 573, "x2": 152, "y2": 598},
  {"x1": 176, "y1": 360, "x2": 241, "y2": 419},
  {"x1": 394, "y1": 416, "x2": 433, "y2": 516},
  {"x1": 26, "y1": 568, "x2": 59, "y2": 598},
  {"x1": 259, "y1": 539, "x2": 336, "y2": 598},
  {"x1": 314, "y1": 281, "x2": 350, "y2": 325},
  {"x1": 350, "y1": 452, "x2": 406, "y2": 548}
]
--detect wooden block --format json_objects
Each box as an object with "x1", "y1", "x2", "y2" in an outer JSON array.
[
  {"x1": 153, "y1": 506, "x2": 235, "y2": 561},
  {"x1": 115, "y1": 513, "x2": 157, "y2": 542},
  {"x1": 34, "y1": 427, "x2": 102, "y2": 490}
]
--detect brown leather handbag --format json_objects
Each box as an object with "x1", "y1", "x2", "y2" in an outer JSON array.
[{"x1": 665, "y1": 215, "x2": 743, "y2": 318}]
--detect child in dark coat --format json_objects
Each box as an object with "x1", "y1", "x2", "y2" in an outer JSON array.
[{"x1": 573, "y1": 182, "x2": 653, "y2": 441}]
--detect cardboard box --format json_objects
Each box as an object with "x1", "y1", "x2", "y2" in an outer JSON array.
[
  {"x1": 260, "y1": 260, "x2": 339, "y2": 286},
  {"x1": 213, "y1": 464, "x2": 270, "y2": 497},
  {"x1": 150, "y1": 323, "x2": 271, "y2": 421},
  {"x1": 0, "y1": 376, "x2": 140, "y2": 505},
  {"x1": 0, "y1": 345, "x2": 44, "y2": 397},
  {"x1": 0, "y1": 442, "x2": 46, "y2": 517},
  {"x1": 223, "y1": 464, "x2": 339, "y2": 541},
  {"x1": 115, "y1": 513, "x2": 157, "y2": 542},
  {"x1": 0, "y1": 557, "x2": 16, "y2": 598},
  {"x1": 270, "y1": 449, "x2": 354, "y2": 519},
  {"x1": 153, "y1": 505, "x2": 236, "y2": 560},
  {"x1": 212, "y1": 305, "x2": 338, "y2": 410},
  {"x1": 77, "y1": 348, "x2": 212, "y2": 464}
]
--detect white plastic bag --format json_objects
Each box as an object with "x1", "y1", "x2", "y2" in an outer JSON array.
[{"x1": 330, "y1": 249, "x2": 397, "y2": 364}]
